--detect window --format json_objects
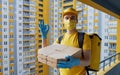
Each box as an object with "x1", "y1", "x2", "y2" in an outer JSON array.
[
  {"x1": 19, "y1": 41, "x2": 22, "y2": 44},
  {"x1": 19, "y1": 30, "x2": 22, "y2": 32},
  {"x1": 39, "y1": 65, "x2": 43, "y2": 68},
  {"x1": 19, "y1": 47, "x2": 22, "y2": 50},
  {"x1": 104, "y1": 43, "x2": 108, "y2": 46},
  {"x1": 19, "y1": 11, "x2": 22, "y2": 14},
  {"x1": 3, "y1": 26, "x2": 7, "y2": 31},
  {"x1": 4, "y1": 15, "x2": 7, "y2": 18},
  {"x1": 4, "y1": 35, "x2": 7, "y2": 38},
  {"x1": 9, "y1": 16, "x2": 13, "y2": 19},
  {"x1": 4, "y1": 21, "x2": 7, "y2": 25},
  {"x1": 4, "y1": 48, "x2": 7, "y2": 52},
  {"x1": 39, "y1": 9, "x2": 43, "y2": 12},
  {"x1": 4, "y1": 41, "x2": 7, "y2": 45},
  {"x1": 19, "y1": 23, "x2": 22, "y2": 26},
  {"x1": 4, "y1": 55, "x2": 8, "y2": 58},
  {"x1": 3, "y1": 8, "x2": 7, "y2": 11},
  {"x1": 10, "y1": 66, "x2": 13, "y2": 70},
  {"x1": 4, "y1": 67, "x2": 8, "y2": 71},
  {"x1": 19, "y1": 59, "x2": 22, "y2": 62},
  {"x1": 39, "y1": 40, "x2": 42, "y2": 43},
  {"x1": 55, "y1": 20, "x2": 57, "y2": 22},
  {"x1": 19, "y1": 53, "x2": 22, "y2": 56},
  {"x1": 55, "y1": 15, "x2": 57, "y2": 17},
  {"x1": 39, "y1": 4, "x2": 43, "y2": 7},
  {"x1": 10, "y1": 35, "x2": 13, "y2": 38},
  {"x1": 39, "y1": 14, "x2": 43, "y2": 17},
  {"x1": 109, "y1": 43, "x2": 116, "y2": 49},
  {"x1": 55, "y1": 25, "x2": 57, "y2": 27},
  {"x1": 105, "y1": 36, "x2": 108, "y2": 39},
  {"x1": 19, "y1": 35, "x2": 22, "y2": 38},
  {"x1": 39, "y1": 45, "x2": 42, "y2": 48},
  {"x1": 55, "y1": 9, "x2": 57, "y2": 12},
  {"x1": 19, "y1": 5, "x2": 22, "y2": 8},
  {"x1": 19, "y1": 17, "x2": 22, "y2": 20},
  {"x1": 104, "y1": 49, "x2": 108, "y2": 53}
]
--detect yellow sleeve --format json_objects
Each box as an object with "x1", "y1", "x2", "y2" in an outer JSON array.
[
  {"x1": 83, "y1": 34, "x2": 91, "y2": 50},
  {"x1": 53, "y1": 38, "x2": 59, "y2": 44}
]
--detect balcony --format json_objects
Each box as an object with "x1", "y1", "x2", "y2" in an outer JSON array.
[
  {"x1": 23, "y1": 36, "x2": 30, "y2": 40},
  {"x1": 23, "y1": 13, "x2": 30, "y2": 17},
  {"x1": 23, "y1": 1, "x2": 30, "y2": 6},
  {"x1": 81, "y1": 53, "x2": 120, "y2": 75},
  {"x1": 23, "y1": 7, "x2": 30, "y2": 11},
  {"x1": 23, "y1": 25, "x2": 30, "y2": 29},
  {"x1": 23, "y1": 31, "x2": 30, "y2": 34},
  {"x1": 23, "y1": 43, "x2": 30, "y2": 47},
  {"x1": 23, "y1": 19, "x2": 30, "y2": 23}
]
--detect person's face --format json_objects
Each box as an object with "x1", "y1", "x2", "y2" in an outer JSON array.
[{"x1": 63, "y1": 13, "x2": 78, "y2": 30}]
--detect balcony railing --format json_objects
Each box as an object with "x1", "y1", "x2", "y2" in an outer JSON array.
[
  {"x1": 23, "y1": 1, "x2": 30, "y2": 5},
  {"x1": 23, "y1": 7, "x2": 30, "y2": 11},
  {"x1": 23, "y1": 13, "x2": 30, "y2": 16},
  {"x1": 90, "y1": 52, "x2": 120, "y2": 75},
  {"x1": 100, "y1": 53, "x2": 120, "y2": 70}
]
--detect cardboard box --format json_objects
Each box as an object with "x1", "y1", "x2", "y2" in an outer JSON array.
[{"x1": 38, "y1": 44, "x2": 81, "y2": 68}]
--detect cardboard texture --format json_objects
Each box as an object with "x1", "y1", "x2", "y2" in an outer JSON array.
[{"x1": 38, "y1": 44, "x2": 81, "y2": 68}]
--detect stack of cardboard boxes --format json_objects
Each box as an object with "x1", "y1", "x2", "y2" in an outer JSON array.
[{"x1": 38, "y1": 44, "x2": 81, "y2": 68}]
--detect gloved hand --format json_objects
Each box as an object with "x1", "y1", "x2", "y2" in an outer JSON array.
[
  {"x1": 57, "y1": 56, "x2": 80, "y2": 68},
  {"x1": 39, "y1": 20, "x2": 49, "y2": 39}
]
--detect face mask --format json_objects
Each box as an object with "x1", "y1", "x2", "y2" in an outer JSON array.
[{"x1": 64, "y1": 19, "x2": 76, "y2": 30}]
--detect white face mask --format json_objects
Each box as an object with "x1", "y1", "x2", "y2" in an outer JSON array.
[{"x1": 64, "y1": 19, "x2": 76, "y2": 30}]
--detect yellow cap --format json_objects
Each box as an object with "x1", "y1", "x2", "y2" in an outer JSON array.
[{"x1": 63, "y1": 8, "x2": 78, "y2": 17}]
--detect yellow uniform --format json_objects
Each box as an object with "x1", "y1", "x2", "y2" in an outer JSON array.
[{"x1": 54, "y1": 31, "x2": 91, "y2": 75}]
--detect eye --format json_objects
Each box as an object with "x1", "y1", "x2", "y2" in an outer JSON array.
[
  {"x1": 71, "y1": 16, "x2": 76, "y2": 20},
  {"x1": 65, "y1": 17, "x2": 69, "y2": 20}
]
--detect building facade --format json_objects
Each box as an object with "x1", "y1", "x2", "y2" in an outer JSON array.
[
  {"x1": 0, "y1": 0, "x2": 14, "y2": 75},
  {"x1": 0, "y1": 0, "x2": 36, "y2": 75},
  {"x1": 15, "y1": 0, "x2": 36, "y2": 75},
  {"x1": 36, "y1": 0, "x2": 49, "y2": 75}
]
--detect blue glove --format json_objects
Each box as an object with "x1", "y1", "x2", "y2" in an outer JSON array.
[
  {"x1": 57, "y1": 56, "x2": 80, "y2": 68},
  {"x1": 39, "y1": 20, "x2": 49, "y2": 39}
]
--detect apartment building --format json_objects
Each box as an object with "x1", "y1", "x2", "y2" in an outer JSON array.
[
  {"x1": 0, "y1": 0, "x2": 14, "y2": 75},
  {"x1": 0, "y1": 0, "x2": 36, "y2": 75},
  {"x1": 49, "y1": 0, "x2": 60, "y2": 75},
  {"x1": 15, "y1": 0, "x2": 36, "y2": 75},
  {"x1": 36, "y1": 0, "x2": 49, "y2": 75},
  {"x1": 108, "y1": 16, "x2": 117, "y2": 56}
]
